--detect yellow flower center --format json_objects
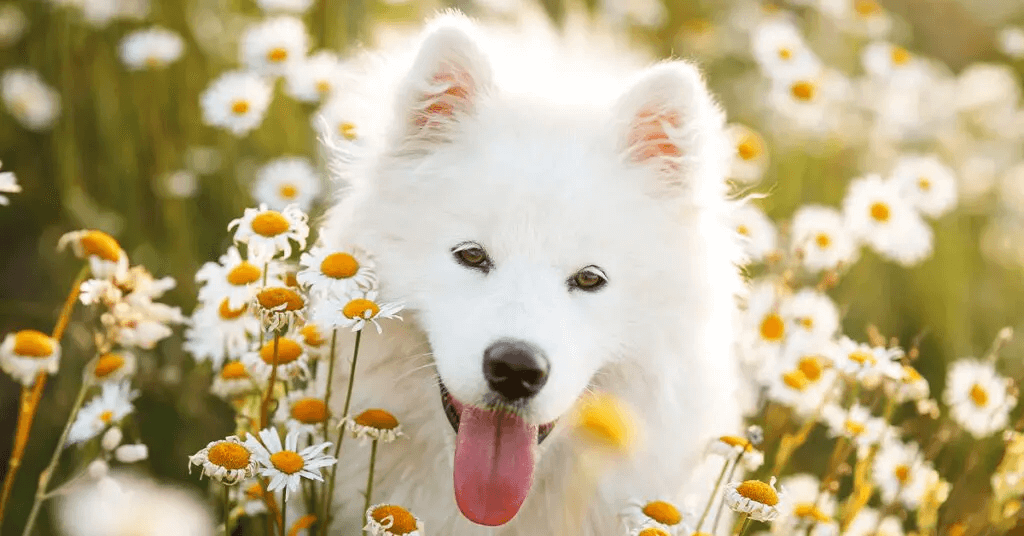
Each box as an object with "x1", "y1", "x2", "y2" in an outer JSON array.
[
  {"x1": 99, "y1": 410, "x2": 114, "y2": 424},
  {"x1": 354, "y1": 409, "x2": 400, "y2": 430},
  {"x1": 798, "y1": 356, "x2": 826, "y2": 382},
  {"x1": 250, "y1": 211, "x2": 290, "y2": 237},
  {"x1": 315, "y1": 80, "x2": 332, "y2": 93},
  {"x1": 637, "y1": 528, "x2": 671, "y2": 536},
  {"x1": 777, "y1": 47, "x2": 793, "y2": 60},
  {"x1": 12, "y1": 330, "x2": 55, "y2": 358},
  {"x1": 259, "y1": 337, "x2": 303, "y2": 365},
  {"x1": 267, "y1": 47, "x2": 288, "y2": 63},
  {"x1": 245, "y1": 482, "x2": 264, "y2": 500},
  {"x1": 783, "y1": 370, "x2": 810, "y2": 391},
  {"x1": 301, "y1": 324, "x2": 327, "y2": 347},
  {"x1": 93, "y1": 353, "x2": 126, "y2": 379},
  {"x1": 231, "y1": 100, "x2": 250, "y2": 115},
  {"x1": 291, "y1": 398, "x2": 329, "y2": 424},
  {"x1": 948, "y1": 522, "x2": 966, "y2": 536},
  {"x1": 642, "y1": 501, "x2": 682, "y2": 525},
  {"x1": 285, "y1": 272, "x2": 300, "y2": 288},
  {"x1": 736, "y1": 224, "x2": 750, "y2": 236},
  {"x1": 737, "y1": 133, "x2": 764, "y2": 161},
  {"x1": 790, "y1": 81, "x2": 816, "y2": 102},
  {"x1": 269, "y1": 450, "x2": 304, "y2": 474},
  {"x1": 854, "y1": 0, "x2": 881, "y2": 16},
  {"x1": 844, "y1": 419, "x2": 866, "y2": 436},
  {"x1": 969, "y1": 383, "x2": 989, "y2": 407},
  {"x1": 735, "y1": 480, "x2": 779, "y2": 506},
  {"x1": 370, "y1": 505, "x2": 418, "y2": 534},
  {"x1": 220, "y1": 361, "x2": 248, "y2": 380},
  {"x1": 890, "y1": 46, "x2": 911, "y2": 66},
  {"x1": 256, "y1": 287, "x2": 305, "y2": 312},
  {"x1": 145, "y1": 56, "x2": 161, "y2": 68},
  {"x1": 320, "y1": 252, "x2": 360, "y2": 279},
  {"x1": 793, "y1": 503, "x2": 831, "y2": 522},
  {"x1": 343, "y1": 298, "x2": 380, "y2": 320},
  {"x1": 894, "y1": 463, "x2": 911, "y2": 483},
  {"x1": 902, "y1": 365, "x2": 923, "y2": 384},
  {"x1": 918, "y1": 177, "x2": 931, "y2": 191},
  {"x1": 574, "y1": 394, "x2": 633, "y2": 452},
  {"x1": 815, "y1": 232, "x2": 832, "y2": 249},
  {"x1": 208, "y1": 441, "x2": 251, "y2": 470},
  {"x1": 848, "y1": 350, "x2": 876, "y2": 366},
  {"x1": 759, "y1": 313, "x2": 785, "y2": 342},
  {"x1": 80, "y1": 230, "x2": 123, "y2": 262},
  {"x1": 279, "y1": 184, "x2": 298, "y2": 200},
  {"x1": 226, "y1": 262, "x2": 262, "y2": 286},
  {"x1": 799, "y1": 317, "x2": 814, "y2": 330},
  {"x1": 870, "y1": 201, "x2": 891, "y2": 223},
  {"x1": 339, "y1": 122, "x2": 357, "y2": 141},
  {"x1": 218, "y1": 299, "x2": 248, "y2": 319}
]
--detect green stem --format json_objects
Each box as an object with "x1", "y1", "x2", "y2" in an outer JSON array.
[
  {"x1": 735, "y1": 514, "x2": 752, "y2": 536},
  {"x1": 223, "y1": 485, "x2": 231, "y2": 536},
  {"x1": 697, "y1": 457, "x2": 732, "y2": 531},
  {"x1": 323, "y1": 329, "x2": 338, "y2": 414},
  {"x1": 280, "y1": 489, "x2": 287, "y2": 535},
  {"x1": 321, "y1": 329, "x2": 362, "y2": 533},
  {"x1": 711, "y1": 452, "x2": 743, "y2": 534},
  {"x1": 363, "y1": 440, "x2": 378, "y2": 535}
]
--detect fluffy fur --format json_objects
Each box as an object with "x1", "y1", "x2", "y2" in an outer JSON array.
[{"x1": 318, "y1": 11, "x2": 744, "y2": 535}]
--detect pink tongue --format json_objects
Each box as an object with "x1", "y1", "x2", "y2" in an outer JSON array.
[{"x1": 453, "y1": 405, "x2": 537, "y2": 526}]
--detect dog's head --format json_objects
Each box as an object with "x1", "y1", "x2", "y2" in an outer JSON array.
[{"x1": 330, "y1": 13, "x2": 732, "y2": 527}]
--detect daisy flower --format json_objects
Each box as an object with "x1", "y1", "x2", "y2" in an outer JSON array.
[
  {"x1": 256, "y1": 0, "x2": 314, "y2": 12},
  {"x1": 891, "y1": 364, "x2": 930, "y2": 402},
  {"x1": 0, "y1": 160, "x2": 20, "y2": 205},
  {"x1": 299, "y1": 323, "x2": 331, "y2": 359},
  {"x1": 706, "y1": 435, "x2": 764, "y2": 471},
  {"x1": 821, "y1": 403, "x2": 885, "y2": 452},
  {"x1": 622, "y1": 498, "x2": 691, "y2": 535},
  {"x1": 751, "y1": 20, "x2": 820, "y2": 80},
  {"x1": 724, "y1": 477, "x2": 783, "y2": 522},
  {"x1": 766, "y1": 356, "x2": 839, "y2": 418},
  {"x1": 228, "y1": 204, "x2": 309, "y2": 260},
  {"x1": 276, "y1": 384, "x2": 330, "y2": 436},
  {"x1": 772, "y1": 474, "x2": 835, "y2": 531},
  {"x1": 188, "y1": 436, "x2": 257, "y2": 485},
  {"x1": 195, "y1": 246, "x2": 284, "y2": 309},
  {"x1": 233, "y1": 479, "x2": 269, "y2": 516},
  {"x1": 890, "y1": 154, "x2": 957, "y2": 218},
  {"x1": 242, "y1": 334, "x2": 310, "y2": 381},
  {"x1": 200, "y1": 70, "x2": 273, "y2": 136},
  {"x1": 943, "y1": 359, "x2": 1017, "y2": 438},
  {"x1": 210, "y1": 361, "x2": 258, "y2": 399},
  {"x1": 767, "y1": 68, "x2": 851, "y2": 136},
  {"x1": 311, "y1": 290, "x2": 404, "y2": 334},
  {"x1": 998, "y1": 26, "x2": 1024, "y2": 59},
  {"x1": 818, "y1": 0, "x2": 892, "y2": 38},
  {"x1": 67, "y1": 381, "x2": 137, "y2": 445},
  {"x1": 239, "y1": 16, "x2": 308, "y2": 76},
  {"x1": 0, "y1": 5, "x2": 27, "y2": 47},
  {"x1": 315, "y1": 94, "x2": 367, "y2": 146},
  {"x1": 183, "y1": 298, "x2": 260, "y2": 369},
  {"x1": 252, "y1": 157, "x2": 322, "y2": 212},
  {"x1": 842, "y1": 174, "x2": 933, "y2": 266},
  {"x1": 244, "y1": 428, "x2": 336, "y2": 499},
  {"x1": 861, "y1": 41, "x2": 926, "y2": 83},
  {"x1": 0, "y1": 329, "x2": 61, "y2": 386},
  {"x1": 843, "y1": 507, "x2": 904, "y2": 536},
  {"x1": 833, "y1": 336, "x2": 902, "y2": 386},
  {"x1": 1, "y1": 68, "x2": 60, "y2": 131},
  {"x1": 872, "y1": 438, "x2": 937, "y2": 510},
  {"x1": 88, "y1": 351, "x2": 136, "y2": 383},
  {"x1": 738, "y1": 281, "x2": 789, "y2": 378},
  {"x1": 733, "y1": 203, "x2": 778, "y2": 263},
  {"x1": 284, "y1": 51, "x2": 346, "y2": 103},
  {"x1": 252, "y1": 285, "x2": 306, "y2": 331},
  {"x1": 789, "y1": 205, "x2": 858, "y2": 272},
  {"x1": 58, "y1": 229, "x2": 128, "y2": 280},
  {"x1": 780, "y1": 289, "x2": 839, "y2": 347},
  {"x1": 347, "y1": 409, "x2": 404, "y2": 443},
  {"x1": 726, "y1": 123, "x2": 769, "y2": 184},
  {"x1": 629, "y1": 525, "x2": 672, "y2": 536},
  {"x1": 119, "y1": 27, "x2": 184, "y2": 70},
  {"x1": 364, "y1": 504, "x2": 424, "y2": 536},
  {"x1": 297, "y1": 246, "x2": 377, "y2": 298}
]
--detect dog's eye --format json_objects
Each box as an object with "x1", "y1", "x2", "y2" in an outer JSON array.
[
  {"x1": 569, "y1": 266, "x2": 607, "y2": 291},
  {"x1": 452, "y1": 242, "x2": 492, "y2": 273}
]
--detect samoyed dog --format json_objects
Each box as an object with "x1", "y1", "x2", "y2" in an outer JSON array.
[{"x1": 318, "y1": 11, "x2": 744, "y2": 535}]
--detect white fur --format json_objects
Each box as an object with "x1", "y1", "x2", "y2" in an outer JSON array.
[{"x1": 319, "y1": 11, "x2": 744, "y2": 535}]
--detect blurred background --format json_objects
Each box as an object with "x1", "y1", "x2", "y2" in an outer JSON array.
[{"x1": 2, "y1": 0, "x2": 1024, "y2": 534}]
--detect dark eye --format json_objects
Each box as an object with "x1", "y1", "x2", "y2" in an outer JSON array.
[
  {"x1": 452, "y1": 242, "x2": 492, "y2": 273},
  {"x1": 569, "y1": 265, "x2": 607, "y2": 291}
]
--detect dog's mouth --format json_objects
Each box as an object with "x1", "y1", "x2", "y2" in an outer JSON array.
[{"x1": 438, "y1": 382, "x2": 556, "y2": 527}]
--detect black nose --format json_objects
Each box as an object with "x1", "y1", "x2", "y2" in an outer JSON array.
[{"x1": 483, "y1": 339, "x2": 549, "y2": 401}]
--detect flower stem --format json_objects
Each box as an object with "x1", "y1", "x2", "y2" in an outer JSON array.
[
  {"x1": 712, "y1": 452, "x2": 743, "y2": 534},
  {"x1": 363, "y1": 439, "x2": 378, "y2": 535},
  {"x1": 322, "y1": 329, "x2": 338, "y2": 418},
  {"x1": 21, "y1": 364, "x2": 95, "y2": 536},
  {"x1": 260, "y1": 333, "x2": 281, "y2": 429},
  {"x1": 735, "y1": 514, "x2": 753, "y2": 536},
  {"x1": 0, "y1": 264, "x2": 88, "y2": 525},
  {"x1": 280, "y1": 490, "x2": 287, "y2": 536},
  {"x1": 223, "y1": 485, "x2": 231, "y2": 536},
  {"x1": 321, "y1": 329, "x2": 362, "y2": 533},
  {"x1": 697, "y1": 457, "x2": 733, "y2": 531}
]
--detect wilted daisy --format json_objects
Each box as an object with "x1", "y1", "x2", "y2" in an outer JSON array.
[
  {"x1": 733, "y1": 203, "x2": 777, "y2": 263},
  {"x1": 277, "y1": 385, "x2": 329, "y2": 436},
  {"x1": 240, "y1": 16, "x2": 308, "y2": 76},
  {"x1": 183, "y1": 298, "x2": 260, "y2": 369},
  {"x1": 119, "y1": 27, "x2": 184, "y2": 70},
  {"x1": 210, "y1": 361, "x2": 258, "y2": 399},
  {"x1": 773, "y1": 474, "x2": 835, "y2": 531},
  {"x1": 312, "y1": 290, "x2": 404, "y2": 334},
  {"x1": 1, "y1": 68, "x2": 60, "y2": 131},
  {"x1": 0, "y1": 329, "x2": 60, "y2": 386},
  {"x1": 0, "y1": 4, "x2": 27, "y2": 47},
  {"x1": 751, "y1": 20, "x2": 820, "y2": 80},
  {"x1": 188, "y1": 435, "x2": 257, "y2": 485},
  {"x1": 88, "y1": 351, "x2": 136, "y2": 383},
  {"x1": 781, "y1": 289, "x2": 839, "y2": 347},
  {"x1": 844, "y1": 508, "x2": 904, "y2": 536},
  {"x1": 890, "y1": 154, "x2": 957, "y2": 218},
  {"x1": 724, "y1": 477, "x2": 783, "y2": 522},
  {"x1": 843, "y1": 174, "x2": 933, "y2": 266},
  {"x1": 726, "y1": 123, "x2": 769, "y2": 183},
  {"x1": 284, "y1": 51, "x2": 346, "y2": 103},
  {"x1": 252, "y1": 157, "x2": 322, "y2": 212},
  {"x1": 872, "y1": 438, "x2": 937, "y2": 509},
  {"x1": 998, "y1": 26, "x2": 1024, "y2": 59},
  {"x1": 58, "y1": 229, "x2": 128, "y2": 280},
  {"x1": 252, "y1": 285, "x2": 306, "y2": 330},
  {"x1": 943, "y1": 358, "x2": 1017, "y2": 438},
  {"x1": 256, "y1": 0, "x2": 314, "y2": 12},
  {"x1": 821, "y1": 403, "x2": 885, "y2": 452},
  {"x1": 67, "y1": 381, "x2": 137, "y2": 444},
  {"x1": 298, "y1": 246, "x2": 377, "y2": 298},
  {"x1": 243, "y1": 334, "x2": 310, "y2": 381},
  {"x1": 706, "y1": 435, "x2": 764, "y2": 471},
  {"x1": 364, "y1": 504, "x2": 424, "y2": 536},
  {"x1": 0, "y1": 160, "x2": 20, "y2": 205},
  {"x1": 196, "y1": 246, "x2": 284, "y2": 309},
  {"x1": 244, "y1": 428, "x2": 336, "y2": 498},
  {"x1": 228, "y1": 204, "x2": 309, "y2": 260},
  {"x1": 347, "y1": 408, "x2": 404, "y2": 443},
  {"x1": 790, "y1": 205, "x2": 858, "y2": 271},
  {"x1": 622, "y1": 498, "x2": 691, "y2": 535},
  {"x1": 200, "y1": 70, "x2": 273, "y2": 136}
]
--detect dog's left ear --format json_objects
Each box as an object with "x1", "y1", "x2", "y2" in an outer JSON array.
[{"x1": 613, "y1": 61, "x2": 728, "y2": 200}]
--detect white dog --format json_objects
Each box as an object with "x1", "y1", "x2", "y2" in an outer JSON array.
[{"x1": 319, "y1": 11, "x2": 744, "y2": 535}]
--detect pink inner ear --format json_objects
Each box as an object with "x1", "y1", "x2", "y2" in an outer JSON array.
[
  {"x1": 414, "y1": 70, "x2": 474, "y2": 128},
  {"x1": 628, "y1": 108, "x2": 683, "y2": 162}
]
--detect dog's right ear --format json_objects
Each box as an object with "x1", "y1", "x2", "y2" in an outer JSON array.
[{"x1": 393, "y1": 14, "x2": 493, "y2": 149}]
